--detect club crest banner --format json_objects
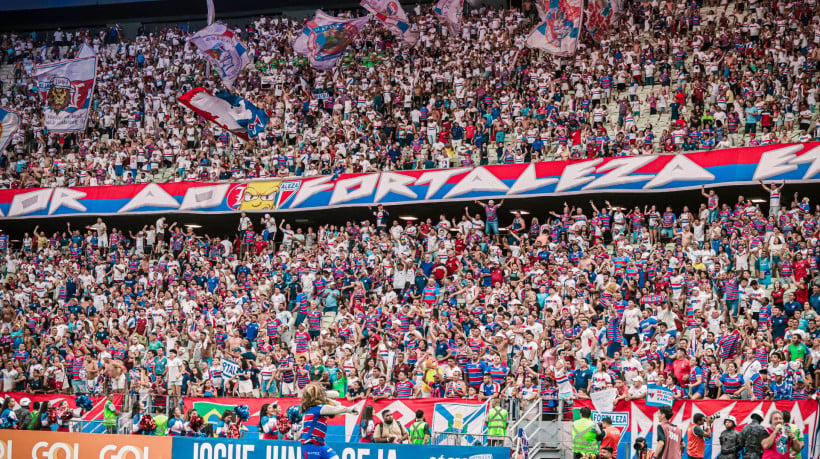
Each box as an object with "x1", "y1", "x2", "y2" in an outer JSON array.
[
  {"x1": 34, "y1": 56, "x2": 97, "y2": 132},
  {"x1": 432, "y1": 402, "x2": 489, "y2": 445}
]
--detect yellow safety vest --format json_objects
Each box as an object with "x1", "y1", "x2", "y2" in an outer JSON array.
[
  {"x1": 487, "y1": 407, "x2": 508, "y2": 436},
  {"x1": 410, "y1": 420, "x2": 429, "y2": 444},
  {"x1": 572, "y1": 418, "x2": 599, "y2": 454}
]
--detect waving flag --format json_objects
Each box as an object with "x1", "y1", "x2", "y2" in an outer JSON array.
[
  {"x1": 189, "y1": 22, "x2": 249, "y2": 87},
  {"x1": 361, "y1": 0, "x2": 419, "y2": 45},
  {"x1": 434, "y1": 0, "x2": 464, "y2": 35},
  {"x1": 34, "y1": 56, "x2": 97, "y2": 133},
  {"x1": 432, "y1": 402, "x2": 488, "y2": 445},
  {"x1": 0, "y1": 108, "x2": 19, "y2": 153},
  {"x1": 584, "y1": 0, "x2": 622, "y2": 42},
  {"x1": 527, "y1": 0, "x2": 583, "y2": 56},
  {"x1": 178, "y1": 87, "x2": 269, "y2": 140},
  {"x1": 293, "y1": 11, "x2": 370, "y2": 71}
]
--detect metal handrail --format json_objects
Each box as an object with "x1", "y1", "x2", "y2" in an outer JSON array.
[{"x1": 510, "y1": 397, "x2": 543, "y2": 437}]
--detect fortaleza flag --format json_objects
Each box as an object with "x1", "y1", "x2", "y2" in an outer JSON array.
[
  {"x1": 34, "y1": 55, "x2": 97, "y2": 133},
  {"x1": 361, "y1": 0, "x2": 419, "y2": 45},
  {"x1": 177, "y1": 87, "x2": 269, "y2": 140},
  {"x1": 527, "y1": 0, "x2": 583, "y2": 56},
  {"x1": 584, "y1": 0, "x2": 622, "y2": 42},
  {"x1": 433, "y1": 0, "x2": 464, "y2": 35},
  {"x1": 293, "y1": 11, "x2": 370, "y2": 71},
  {"x1": 0, "y1": 108, "x2": 20, "y2": 153},
  {"x1": 432, "y1": 402, "x2": 488, "y2": 445},
  {"x1": 189, "y1": 22, "x2": 249, "y2": 87}
]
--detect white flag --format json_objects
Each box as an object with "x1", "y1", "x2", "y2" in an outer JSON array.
[
  {"x1": 189, "y1": 22, "x2": 250, "y2": 87},
  {"x1": 34, "y1": 56, "x2": 97, "y2": 133}
]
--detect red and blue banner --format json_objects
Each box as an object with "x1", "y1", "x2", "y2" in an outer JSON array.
[
  {"x1": 2, "y1": 143, "x2": 820, "y2": 219},
  {"x1": 184, "y1": 396, "x2": 484, "y2": 440},
  {"x1": 0, "y1": 392, "x2": 123, "y2": 433},
  {"x1": 528, "y1": 0, "x2": 583, "y2": 55},
  {"x1": 172, "y1": 437, "x2": 510, "y2": 459},
  {"x1": 575, "y1": 399, "x2": 820, "y2": 459}
]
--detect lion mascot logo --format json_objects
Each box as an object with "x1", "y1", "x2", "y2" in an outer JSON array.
[{"x1": 46, "y1": 76, "x2": 73, "y2": 113}]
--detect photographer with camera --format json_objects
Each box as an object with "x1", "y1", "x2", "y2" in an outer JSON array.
[
  {"x1": 718, "y1": 416, "x2": 743, "y2": 459},
  {"x1": 633, "y1": 436, "x2": 654, "y2": 459},
  {"x1": 686, "y1": 413, "x2": 713, "y2": 459}
]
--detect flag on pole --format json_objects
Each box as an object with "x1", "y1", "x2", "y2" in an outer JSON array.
[
  {"x1": 34, "y1": 56, "x2": 97, "y2": 133},
  {"x1": 433, "y1": 0, "x2": 464, "y2": 35},
  {"x1": 361, "y1": 0, "x2": 419, "y2": 45},
  {"x1": 189, "y1": 22, "x2": 249, "y2": 87},
  {"x1": 206, "y1": 0, "x2": 215, "y2": 24},
  {"x1": 293, "y1": 11, "x2": 370, "y2": 71},
  {"x1": 0, "y1": 108, "x2": 20, "y2": 153},
  {"x1": 526, "y1": 0, "x2": 583, "y2": 56},
  {"x1": 178, "y1": 87, "x2": 269, "y2": 140}
]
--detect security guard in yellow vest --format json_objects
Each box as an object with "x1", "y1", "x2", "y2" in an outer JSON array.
[
  {"x1": 486, "y1": 398, "x2": 509, "y2": 446},
  {"x1": 409, "y1": 410, "x2": 431, "y2": 444},
  {"x1": 572, "y1": 407, "x2": 602, "y2": 459}
]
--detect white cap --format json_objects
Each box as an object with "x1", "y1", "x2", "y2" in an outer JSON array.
[{"x1": 19, "y1": 398, "x2": 30, "y2": 407}]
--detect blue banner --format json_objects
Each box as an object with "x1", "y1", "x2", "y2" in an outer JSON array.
[{"x1": 172, "y1": 437, "x2": 510, "y2": 459}]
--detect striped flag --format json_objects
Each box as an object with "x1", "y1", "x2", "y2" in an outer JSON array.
[
  {"x1": 361, "y1": 0, "x2": 419, "y2": 45},
  {"x1": 189, "y1": 22, "x2": 249, "y2": 87},
  {"x1": 0, "y1": 108, "x2": 20, "y2": 153}
]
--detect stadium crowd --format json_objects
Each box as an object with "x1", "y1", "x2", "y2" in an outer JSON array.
[
  {"x1": 2, "y1": 0, "x2": 820, "y2": 189},
  {"x1": 0, "y1": 178, "x2": 820, "y2": 426}
]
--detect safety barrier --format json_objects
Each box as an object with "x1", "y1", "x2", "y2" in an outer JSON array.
[
  {"x1": 0, "y1": 430, "x2": 510, "y2": 459},
  {"x1": 0, "y1": 429, "x2": 173, "y2": 459}
]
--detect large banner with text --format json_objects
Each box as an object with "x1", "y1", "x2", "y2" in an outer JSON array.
[
  {"x1": 0, "y1": 392, "x2": 123, "y2": 433},
  {"x1": 0, "y1": 429, "x2": 172, "y2": 459},
  {"x1": 172, "y1": 437, "x2": 510, "y2": 459},
  {"x1": 3, "y1": 143, "x2": 820, "y2": 219},
  {"x1": 574, "y1": 399, "x2": 820, "y2": 459},
  {"x1": 184, "y1": 397, "x2": 486, "y2": 440}
]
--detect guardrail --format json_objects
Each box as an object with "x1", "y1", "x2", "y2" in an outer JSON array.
[{"x1": 0, "y1": 430, "x2": 512, "y2": 459}]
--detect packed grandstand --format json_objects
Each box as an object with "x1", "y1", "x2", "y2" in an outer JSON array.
[{"x1": 0, "y1": 0, "x2": 819, "y2": 457}]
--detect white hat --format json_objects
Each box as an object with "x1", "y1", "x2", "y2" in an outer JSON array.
[
  {"x1": 750, "y1": 409, "x2": 765, "y2": 421},
  {"x1": 19, "y1": 398, "x2": 30, "y2": 407},
  {"x1": 725, "y1": 415, "x2": 737, "y2": 425}
]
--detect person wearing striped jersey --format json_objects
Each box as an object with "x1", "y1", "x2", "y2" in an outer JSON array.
[{"x1": 300, "y1": 383, "x2": 359, "y2": 458}]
